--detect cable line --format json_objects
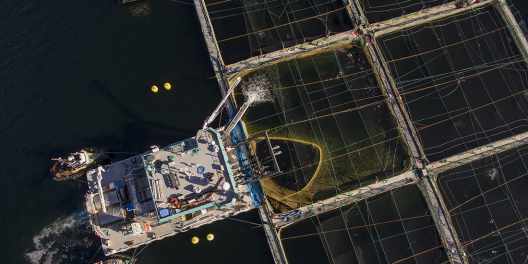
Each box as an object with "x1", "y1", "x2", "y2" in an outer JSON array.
[
  {"x1": 392, "y1": 245, "x2": 444, "y2": 264},
  {"x1": 461, "y1": 217, "x2": 528, "y2": 248},
  {"x1": 227, "y1": 217, "x2": 263, "y2": 226},
  {"x1": 281, "y1": 214, "x2": 431, "y2": 240},
  {"x1": 88, "y1": 246, "x2": 102, "y2": 264},
  {"x1": 132, "y1": 243, "x2": 150, "y2": 259},
  {"x1": 250, "y1": 98, "x2": 387, "y2": 136},
  {"x1": 402, "y1": 59, "x2": 523, "y2": 96},
  {"x1": 449, "y1": 172, "x2": 528, "y2": 213},
  {"x1": 217, "y1": 6, "x2": 346, "y2": 42},
  {"x1": 417, "y1": 88, "x2": 527, "y2": 131},
  {"x1": 171, "y1": 0, "x2": 195, "y2": 5},
  {"x1": 386, "y1": 25, "x2": 511, "y2": 63}
]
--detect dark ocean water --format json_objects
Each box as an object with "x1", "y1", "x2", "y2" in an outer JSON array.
[
  {"x1": 1, "y1": 0, "x2": 527, "y2": 264},
  {"x1": 0, "y1": 0, "x2": 273, "y2": 263}
]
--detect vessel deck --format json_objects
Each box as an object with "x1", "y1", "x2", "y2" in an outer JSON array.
[
  {"x1": 85, "y1": 129, "x2": 254, "y2": 255},
  {"x1": 147, "y1": 129, "x2": 235, "y2": 211}
]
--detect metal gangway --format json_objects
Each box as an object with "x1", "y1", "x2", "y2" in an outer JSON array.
[{"x1": 202, "y1": 77, "x2": 241, "y2": 129}]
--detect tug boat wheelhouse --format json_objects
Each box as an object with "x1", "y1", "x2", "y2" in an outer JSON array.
[{"x1": 51, "y1": 148, "x2": 108, "y2": 181}]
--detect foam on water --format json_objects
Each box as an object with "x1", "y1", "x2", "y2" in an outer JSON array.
[
  {"x1": 25, "y1": 210, "x2": 93, "y2": 264},
  {"x1": 128, "y1": 1, "x2": 152, "y2": 17},
  {"x1": 241, "y1": 74, "x2": 273, "y2": 105},
  {"x1": 487, "y1": 168, "x2": 499, "y2": 181}
]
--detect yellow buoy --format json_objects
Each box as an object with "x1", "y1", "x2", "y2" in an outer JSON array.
[
  {"x1": 207, "y1": 234, "x2": 214, "y2": 241},
  {"x1": 164, "y1": 83, "x2": 171, "y2": 90},
  {"x1": 192, "y1": 237, "x2": 199, "y2": 244},
  {"x1": 151, "y1": 86, "x2": 158, "y2": 93}
]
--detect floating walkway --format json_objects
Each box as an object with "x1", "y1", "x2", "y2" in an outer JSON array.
[
  {"x1": 420, "y1": 177, "x2": 463, "y2": 264},
  {"x1": 366, "y1": 38, "x2": 425, "y2": 167},
  {"x1": 273, "y1": 170, "x2": 417, "y2": 228},
  {"x1": 494, "y1": 0, "x2": 528, "y2": 65},
  {"x1": 258, "y1": 203, "x2": 287, "y2": 264},
  {"x1": 359, "y1": 9, "x2": 463, "y2": 264},
  {"x1": 226, "y1": 32, "x2": 361, "y2": 74},
  {"x1": 193, "y1": 0, "x2": 232, "y2": 110},
  {"x1": 362, "y1": 0, "x2": 492, "y2": 37}
]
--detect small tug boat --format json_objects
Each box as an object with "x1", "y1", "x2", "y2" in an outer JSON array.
[
  {"x1": 51, "y1": 148, "x2": 108, "y2": 181},
  {"x1": 83, "y1": 78, "x2": 283, "y2": 255},
  {"x1": 119, "y1": 0, "x2": 139, "y2": 4},
  {"x1": 93, "y1": 253, "x2": 136, "y2": 264}
]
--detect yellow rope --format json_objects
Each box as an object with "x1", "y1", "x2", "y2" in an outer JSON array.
[
  {"x1": 449, "y1": 172, "x2": 528, "y2": 213},
  {"x1": 392, "y1": 245, "x2": 444, "y2": 263},
  {"x1": 281, "y1": 214, "x2": 431, "y2": 240},
  {"x1": 387, "y1": 25, "x2": 511, "y2": 63},
  {"x1": 403, "y1": 59, "x2": 522, "y2": 96},
  {"x1": 461, "y1": 217, "x2": 528, "y2": 248},
  {"x1": 206, "y1": 0, "x2": 232, "y2": 6},
  {"x1": 265, "y1": 137, "x2": 323, "y2": 202},
  {"x1": 418, "y1": 87, "x2": 526, "y2": 131},
  {"x1": 218, "y1": 6, "x2": 346, "y2": 42}
]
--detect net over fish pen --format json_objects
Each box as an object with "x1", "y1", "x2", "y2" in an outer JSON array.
[
  {"x1": 377, "y1": 4, "x2": 528, "y2": 163},
  {"x1": 437, "y1": 146, "x2": 528, "y2": 263},
  {"x1": 356, "y1": 0, "x2": 455, "y2": 24},
  {"x1": 228, "y1": 41, "x2": 410, "y2": 213},
  {"x1": 204, "y1": 0, "x2": 353, "y2": 65},
  {"x1": 280, "y1": 185, "x2": 449, "y2": 264}
]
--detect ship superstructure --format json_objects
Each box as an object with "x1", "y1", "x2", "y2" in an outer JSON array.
[
  {"x1": 51, "y1": 148, "x2": 107, "y2": 181},
  {"x1": 84, "y1": 128, "x2": 259, "y2": 255}
]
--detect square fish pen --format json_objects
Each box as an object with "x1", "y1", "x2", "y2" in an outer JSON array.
[
  {"x1": 280, "y1": 185, "x2": 449, "y2": 264},
  {"x1": 356, "y1": 0, "x2": 456, "y2": 24},
  {"x1": 204, "y1": 0, "x2": 353, "y2": 65},
  {"x1": 377, "y1": 3, "x2": 528, "y2": 162},
  {"x1": 436, "y1": 146, "x2": 528, "y2": 263},
  {"x1": 228, "y1": 41, "x2": 410, "y2": 212}
]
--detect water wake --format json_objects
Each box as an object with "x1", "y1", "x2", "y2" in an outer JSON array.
[
  {"x1": 241, "y1": 74, "x2": 273, "y2": 105},
  {"x1": 128, "y1": 1, "x2": 152, "y2": 17},
  {"x1": 25, "y1": 210, "x2": 94, "y2": 264}
]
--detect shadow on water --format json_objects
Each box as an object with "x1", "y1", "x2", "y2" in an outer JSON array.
[{"x1": 89, "y1": 80, "x2": 192, "y2": 135}]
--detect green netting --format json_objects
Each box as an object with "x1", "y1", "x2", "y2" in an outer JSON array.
[{"x1": 229, "y1": 40, "x2": 410, "y2": 213}]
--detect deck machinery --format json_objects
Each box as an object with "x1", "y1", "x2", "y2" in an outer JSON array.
[
  {"x1": 84, "y1": 129, "x2": 281, "y2": 255},
  {"x1": 85, "y1": 128, "x2": 250, "y2": 255},
  {"x1": 84, "y1": 77, "x2": 281, "y2": 255}
]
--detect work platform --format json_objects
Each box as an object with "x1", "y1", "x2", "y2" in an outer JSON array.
[
  {"x1": 85, "y1": 128, "x2": 255, "y2": 255},
  {"x1": 272, "y1": 170, "x2": 418, "y2": 228},
  {"x1": 144, "y1": 129, "x2": 236, "y2": 221}
]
